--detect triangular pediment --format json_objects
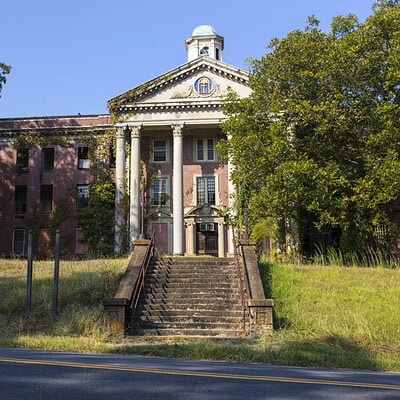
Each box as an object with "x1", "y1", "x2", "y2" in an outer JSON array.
[{"x1": 108, "y1": 56, "x2": 250, "y2": 114}]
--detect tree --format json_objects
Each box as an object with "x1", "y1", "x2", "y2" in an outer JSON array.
[
  {"x1": 218, "y1": 1, "x2": 400, "y2": 257},
  {"x1": 0, "y1": 63, "x2": 11, "y2": 97}
]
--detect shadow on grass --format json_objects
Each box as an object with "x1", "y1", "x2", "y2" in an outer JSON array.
[
  {"x1": 258, "y1": 261, "x2": 292, "y2": 330},
  {"x1": 106, "y1": 334, "x2": 385, "y2": 371}
]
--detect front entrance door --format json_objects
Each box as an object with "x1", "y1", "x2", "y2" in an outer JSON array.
[{"x1": 196, "y1": 223, "x2": 218, "y2": 256}]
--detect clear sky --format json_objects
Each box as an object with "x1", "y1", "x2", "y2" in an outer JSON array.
[{"x1": 1, "y1": 0, "x2": 375, "y2": 118}]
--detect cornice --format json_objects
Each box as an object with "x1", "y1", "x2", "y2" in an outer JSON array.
[{"x1": 108, "y1": 57, "x2": 249, "y2": 110}]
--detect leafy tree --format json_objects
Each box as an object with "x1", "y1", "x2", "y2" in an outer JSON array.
[
  {"x1": 0, "y1": 63, "x2": 11, "y2": 97},
  {"x1": 218, "y1": 1, "x2": 400, "y2": 257},
  {"x1": 79, "y1": 168, "x2": 115, "y2": 257}
]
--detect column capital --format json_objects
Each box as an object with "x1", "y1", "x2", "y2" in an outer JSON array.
[
  {"x1": 171, "y1": 122, "x2": 185, "y2": 136},
  {"x1": 129, "y1": 123, "x2": 142, "y2": 138},
  {"x1": 115, "y1": 126, "x2": 126, "y2": 139}
]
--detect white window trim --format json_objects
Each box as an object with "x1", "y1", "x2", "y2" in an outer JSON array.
[
  {"x1": 152, "y1": 139, "x2": 169, "y2": 163},
  {"x1": 193, "y1": 174, "x2": 220, "y2": 206},
  {"x1": 151, "y1": 176, "x2": 170, "y2": 207},
  {"x1": 194, "y1": 138, "x2": 217, "y2": 162}
]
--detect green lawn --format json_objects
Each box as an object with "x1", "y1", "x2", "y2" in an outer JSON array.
[{"x1": 1, "y1": 258, "x2": 399, "y2": 371}]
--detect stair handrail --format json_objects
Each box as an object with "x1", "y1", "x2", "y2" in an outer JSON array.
[
  {"x1": 233, "y1": 234, "x2": 248, "y2": 333},
  {"x1": 129, "y1": 230, "x2": 155, "y2": 313}
]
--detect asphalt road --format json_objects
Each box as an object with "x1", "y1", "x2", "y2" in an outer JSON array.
[{"x1": 0, "y1": 347, "x2": 399, "y2": 399}]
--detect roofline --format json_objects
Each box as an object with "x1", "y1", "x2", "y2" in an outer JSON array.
[
  {"x1": 108, "y1": 56, "x2": 249, "y2": 107},
  {"x1": 0, "y1": 113, "x2": 110, "y2": 123}
]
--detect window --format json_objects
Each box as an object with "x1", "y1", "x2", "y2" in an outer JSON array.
[
  {"x1": 196, "y1": 138, "x2": 215, "y2": 161},
  {"x1": 198, "y1": 77, "x2": 210, "y2": 94},
  {"x1": 40, "y1": 185, "x2": 53, "y2": 212},
  {"x1": 200, "y1": 46, "x2": 209, "y2": 56},
  {"x1": 78, "y1": 146, "x2": 90, "y2": 169},
  {"x1": 197, "y1": 177, "x2": 215, "y2": 205},
  {"x1": 215, "y1": 48, "x2": 220, "y2": 60},
  {"x1": 15, "y1": 185, "x2": 27, "y2": 214},
  {"x1": 153, "y1": 140, "x2": 167, "y2": 163},
  {"x1": 12, "y1": 229, "x2": 25, "y2": 256},
  {"x1": 16, "y1": 148, "x2": 29, "y2": 173},
  {"x1": 42, "y1": 148, "x2": 55, "y2": 170},
  {"x1": 77, "y1": 184, "x2": 89, "y2": 210},
  {"x1": 153, "y1": 178, "x2": 168, "y2": 206}
]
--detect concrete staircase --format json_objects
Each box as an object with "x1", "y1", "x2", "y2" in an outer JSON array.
[{"x1": 130, "y1": 256, "x2": 244, "y2": 337}]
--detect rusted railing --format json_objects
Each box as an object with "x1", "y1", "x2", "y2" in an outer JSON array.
[
  {"x1": 233, "y1": 234, "x2": 248, "y2": 333},
  {"x1": 129, "y1": 230, "x2": 155, "y2": 318}
]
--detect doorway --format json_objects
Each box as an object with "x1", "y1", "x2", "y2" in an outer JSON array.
[{"x1": 196, "y1": 223, "x2": 218, "y2": 255}]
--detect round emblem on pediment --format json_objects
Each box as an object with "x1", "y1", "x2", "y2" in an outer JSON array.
[{"x1": 194, "y1": 76, "x2": 214, "y2": 96}]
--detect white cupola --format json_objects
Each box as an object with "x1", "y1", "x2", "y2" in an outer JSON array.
[{"x1": 185, "y1": 25, "x2": 224, "y2": 62}]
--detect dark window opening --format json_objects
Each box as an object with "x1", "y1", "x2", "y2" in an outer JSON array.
[
  {"x1": 16, "y1": 148, "x2": 29, "y2": 173},
  {"x1": 153, "y1": 140, "x2": 167, "y2": 162},
  {"x1": 12, "y1": 229, "x2": 25, "y2": 256},
  {"x1": 15, "y1": 185, "x2": 27, "y2": 214},
  {"x1": 40, "y1": 185, "x2": 53, "y2": 212},
  {"x1": 42, "y1": 148, "x2": 55, "y2": 170},
  {"x1": 76, "y1": 184, "x2": 89, "y2": 210},
  {"x1": 78, "y1": 146, "x2": 89, "y2": 169}
]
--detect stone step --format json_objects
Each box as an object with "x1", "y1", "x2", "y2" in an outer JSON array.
[
  {"x1": 139, "y1": 299, "x2": 243, "y2": 314},
  {"x1": 137, "y1": 321, "x2": 243, "y2": 330},
  {"x1": 142, "y1": 289, "x2": 239, "y2": 303},
  {"x1": 138, "y1": 308, "x2": 243, "y2": 317},
  {"x1": 130, "y1": 256, "x2": 243, "y2": 338},
  {"x1": 138, "y1": 315, "x2": 242, "y2": 324},
  {"x1": 161, "y1": 257, "x2": 233, "y2": 263},
  {"x1": 146, "y1": 269, "x2": 238, "y2": 275},
  {"x1": 143, "y1": 282, "x2": 238, "y2": 290},
  {"x1": 130, "y1": 328, "x2": 244, "y2": 338},
  {"x1": 141, "y1": 296, "x2": 240, "y2": 304}
]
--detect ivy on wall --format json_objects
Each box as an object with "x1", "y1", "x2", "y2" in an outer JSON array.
[{"x1": 11, "y1": 127, "x2": 118, "y2": 257}]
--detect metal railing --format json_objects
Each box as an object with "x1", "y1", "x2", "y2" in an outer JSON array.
[
  {"x1": 233, "y1": 235, "x2": 248, "y2": 333},
  {"x1": 129, "y1": 230, "x2": 155, "y2": 316}
]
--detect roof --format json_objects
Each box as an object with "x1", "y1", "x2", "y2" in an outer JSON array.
[
  {"x1": 192, "y1": 25, "x2": 217, "y2": 37},
  {"x1": 0, "y1": 114, "x2": 112, "y2": 132}
]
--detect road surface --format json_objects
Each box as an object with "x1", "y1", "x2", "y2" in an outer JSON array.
[{"x1": 0, "y1": 347, "x2": 399, "y2": 399}]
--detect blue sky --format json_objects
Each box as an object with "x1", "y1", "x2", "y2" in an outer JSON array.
[{"x1": 1, "y1": 1, "x2": 374, "y2": 118}]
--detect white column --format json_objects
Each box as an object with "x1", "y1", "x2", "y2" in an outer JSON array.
[
  {"x1": 218, "y1": 219, "x2": 225, "y2": 258},
  {"x1": 172, "y1": 122, "x2": 184, "y2": 255},
  {"x1": 227, "y1": 134, "x2": 236, "y2": 255},
  {"x1": 129, "y1": 124, "x2": 142, "y2": 249},
  {"x1": 114, "y1": 126, "x2": 126, "y2": 253}
]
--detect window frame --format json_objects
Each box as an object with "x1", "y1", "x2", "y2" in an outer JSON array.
[
  {"x1": 196, "y1": 176, "x2": 216, "y2": 206},
  {"x1": 76, "y1": 184, "x2": 89, "y2": 210},
  {"x1": 40, "y1": 185, "x2": 53, "y2": 213},
  {"x1": 16, "y1": 148, "x2": 29, "y2": 173},
  {"x1": 152, "y1": 140, "x2": 168, "y2": 163},
  {"x1": 152, "y1": 177, "x2": 169, "y2": 207},
  {"x1": 42, "y1": 147, "x2": 55, "y2": 171},
  {"x1": 14, "y1": 185, "x2": 27, "y2": 215},
  {"x1": 78, "y1": 146, "x2": 90, "y2": 169},
  {"x1": 12, "y1": 228, "x2": 26, "y2": 256},
  {"x1": 195, "y1": 138, "x2": 216, "y2": 162}
]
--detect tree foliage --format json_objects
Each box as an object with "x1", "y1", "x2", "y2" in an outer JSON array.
[
  {"x1": 0, "y1": 63, "x2": 11, "y2": 97},
  {"x1": 218, "y1": 0, "x2": 400, "y2": 256},
  {"x1": 79, "y1": 168, "x2": 115, "y2": 257}
]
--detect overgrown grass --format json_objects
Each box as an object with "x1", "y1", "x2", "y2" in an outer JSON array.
[{"x1": 1, "y1": 258, "x2": 400, "y2": 372}]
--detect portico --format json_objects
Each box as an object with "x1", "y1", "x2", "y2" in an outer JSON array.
[{"x1": 110, "y1": 25, "x2": 251, "y2": 256}]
